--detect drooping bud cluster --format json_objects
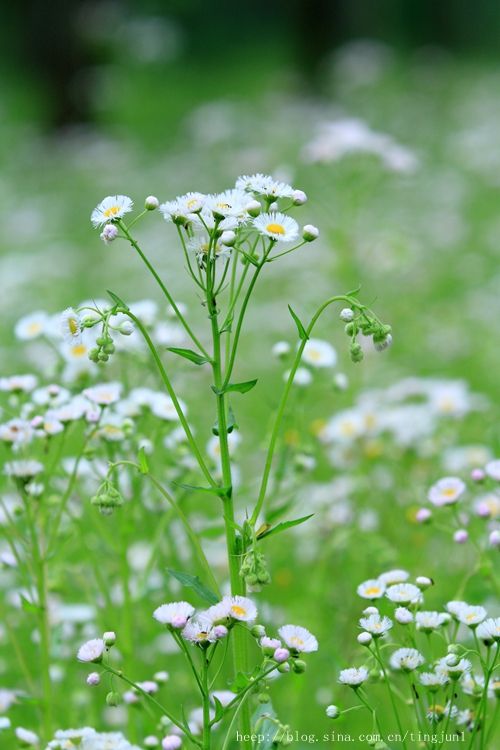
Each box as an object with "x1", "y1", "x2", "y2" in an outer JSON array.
[
  {"x1": 341, "y1": 305, "x2": 392, "y2": 363},
  {"x1": 239, "y1": 547, "x2": 271, "y2": 588},
  {"x1": 90, "y1": 480, "x2": 124, "y2": 515}
]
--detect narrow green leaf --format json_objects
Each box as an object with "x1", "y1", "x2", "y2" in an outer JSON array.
[
  {"x1": 20, "y1": 595, "x2": 42, "y2": 614},
  {"x1": 107, "y1": 289, "x2": 129, "y2": 310},
  {"x1": 212, "y1": 379, "x2": 258, "y2": 396},
  {"x1": 167, "y1": 347, "x2": 210, "y2": 366},
  {"x1": 345, "y1": 285, "x2": 361, "y2": 297},
  {"x1": 167, "y1": 569, "x2": 219, "y2": 605},
  {"x1": 213, "y1": 696, "x2": 225, "y2": 723},
  {"x1": 175, "y1": 481, "x2": 229, "y2": 497},
  {"x1": 257, "y1": 513, "x2": 314, "y2": 540},
  {"x1": 288, "y1": 304, "x2": 309, "y2": 340},
  {"x1": 137, "y1": 446, "x2": 149, "y2": 474}
]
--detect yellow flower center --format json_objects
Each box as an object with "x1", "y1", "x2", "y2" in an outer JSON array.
[
  {"x1": 365, "y1": 586, "x2": 381, "y2": 597},
  {"x1": 266, "y1": 223, "x2": 285, "y2": 235},
  {"x1": 28, "y1": 323, "x2": 42, "y2": 335},
  {"x1": 103, "y1": 205, "x2": 121, "y2": 218},
  {"x1": 231, "y1": 605, "x2": 246, "y2": 618},
  {"x1": 442, "y1": 487, "x2": 457, "y2": 498},
  {"x1": 290, "y1": 636, "x2": 304, "y2": 647},
  {"x1": 71, "y1": 344, "x2": 87, "y2": 358}
]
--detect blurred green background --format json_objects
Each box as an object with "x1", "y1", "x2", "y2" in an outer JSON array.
[{"x1": 1, "y1": 2, "x2": 500, "y2": 746}]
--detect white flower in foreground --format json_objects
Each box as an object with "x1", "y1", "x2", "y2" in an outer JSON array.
[
  {"x1": 302, "y1": 339, "x2": 337, "y2": 368},
  {"x1": 91, "y1": 195, "x2": 133, "y2": 227},
  {"x1": 181, "y1": 617, "x2": 218, "y2": 645},
  {"x1": 153, "y1": 601, "x2": 195, "y2": 629},
  {"x1": 359, "y1": 613, "x2": 393, "y2": 637},
  {"x1": 160, "y1": 192, "x2": 206, "y2": 223},
  {"x1": 415, "y1": 611, "x2": 450, "y2": 632},
  {"x1": 446, "y1": 600, "x2": 467, "y2": 618},
  {"x1": 428, "y1": 477, "x2": 465, "y2": 507},
  {"x1": 476, "y1": 617, "x2": 500, "y2": 643},
  {"x1": 206, "y1": 189, "x2": 248, "y2": 219},
  {"x1": 224, "y1": 596, "x2": 257, "y2": 622},
  {"x1": 278, "y1": 625, "x2": 318, "y2": 653},
  {"x1": 435, "y1": 656, "x2": 471, "y2": 678},
  {"x1": 338, "y1": 667, "x2": 368, "y2": 686},
  {"x1": 253, "y1": 212, "x2": 299, "y2": 242},
  {"x1": 83, "y1": 382, "x2": 122, "y2": 406},
  {"x1": 456, "y1": 605, "x2": 487, "y2": 628},
  {"x1": 357, "y1": 579, "x2": 386, "y2": 600},
  {"x1": 378, "y1": 569, "x2": 410, "y2": 586},
  {"x1": 15, "y1": 727, "x2": 39, "y2": 746},
  {"x1": 61, "y1": 308, "x2": 82, "y2": 342},
  {"x1": 386, "y1": 583, "x2": 421, "y2": 604},
  {"x1": 236, "y1": 174, "x2": 294, "y2": 199},
  {"x1": 77, "y1": 638, "x2": 105, "y2": 663},
  {"x1": 390, "y1": 648, "x2": 425, "y2": 672},
  {"x1": 15, "y1": 311, "x2": 50, "y2": 341}
]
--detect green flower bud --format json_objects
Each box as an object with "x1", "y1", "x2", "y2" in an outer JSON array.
[
  {"x1": 292, "y1": 659, "x2": 307, "y2": 674},
  {"x1": 251, "y1": 624, "x2": 266, "y2": 639},
  {"x1": 106, "y1": 691, "x2": 121, "y2": 706},
  {"x1": 350, "y1": 341, "x2": 364, "y2": 363}
]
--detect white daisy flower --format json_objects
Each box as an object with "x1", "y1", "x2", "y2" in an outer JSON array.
[
  {"x1": 181, "y1": 617, "x2": 217, "y2": 645},
  {"x1": 338, "y1": 667, "x2": 369, "y2": 686},
  {"x1": 61, "y1": 308, "x2": 82, "y2": 342},
  {"x1": 206, "y1": 189, "x2": 248, "y2": 219},
  {"x1": 15, "y1": 728, "x2": 39, "y2": 746},
  {"x1": 456, "y1": 605, "x2": 487, "y2": 628},
  {"x1": 428, "y1": 477, "x2": 465, "y2": 506},
  {"x1": 91, "y1": 195, "x2": 133, "y2": 227},
  {"x1": 5, "y1": 460, "x2": 43, "y2": 479},
  {"x1": 153, "y1": 601, "x2": 195, "y2": 629},
  {"x1": 278, "y1": 625, "x2": 318, "y2": 653},
  {"x1": 446, "y1": 600, "x2": 468, "y2": 618},
  {"x1": 253, "y1": 212, "x2": 299, "y2": 243},
  {"x1": 476, "y1": 617, "x2": 500, "y2": 643},
  {"x1": 0, "y1": 419, "x2": 34, "y2": 445},
  {"x1": 435, "y1": 656, "x2": 471, "y2": 678},
  {"x1": 236, "y1": 174, "x2": 294, "y2": 199},
  {"x1": 0, "y1": 374, "x2": 37, "y2": 393},
  {"x1": 378, "y1": 569, "x2": 410, "y2": 586},
  {"x1": 223, "y1": 596, "x2": 257, "y2": 622},
  {"x1": 474, "y1": 493, "x2": 500, "y2": 519},
  {"x1": 77, "y1": 638, "x2": 105, "y2": 663},
  {"x1": 83, "y1": 382, "x2": 122, "y2": 406},
  {"x1": 419, "y1": 672, "x2": 449, "y2": 689},
  {"x1": 150, "y1": 394, "x2": 186, "y2": 421},
  {"x1": 320, "y1": 410, "x2": 365, "y2": 443},
  {"x1": 386, "y1": 583, "x2": 421, "y2": 604},
  {"x1": 389, "y1": 647, "x2": 425, "y2": 672},
  {"x1": 358, "y1": 614, "x2": 393, "y2": 637},
  {"x1": 415, "y1": 611, "x2": 450, "y2": 632},
  {"x1": 284, "y1": 367, "x2": 312, "y2": 387},
  {"x1": 356, "y1": 579, "x2": 386, "y2": 600},
  {"x1": 302, "y1": 339, "x2": 337, "y2": 368},
  {"x1": 14, "y1": 311, "x2": 50, "y2": 341},
  {"x1": 160, "y1": 192, "x2": 206, "y2": 223}
]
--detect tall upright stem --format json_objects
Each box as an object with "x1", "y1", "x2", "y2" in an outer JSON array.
[{"x1": 208, "y1": 284, "x2": 253, "y2": 750}]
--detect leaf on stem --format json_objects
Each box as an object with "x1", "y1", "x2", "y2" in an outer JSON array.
[
  {"x1": 20, "y1": 595, "x2": 43, "y2": 614},
  {"x1": 167, "y1": 569, "x2": 219, "y2": 605},
  {"x1": 212, "y1": 405, "x2": 238, "y2": 435},
  {"x1": 256, "y1": 514, "x2": 314, "y2": 540},
  {"x1": 106, "y1": 289, "x2": 129, "y2": 310},
  {"x1": 167, "y1": 347, "x2": 211, "y2": 366},
  {"x1": 138, "y1": 447, "x2": 149, "y2": 474},
  {"x1": 212, "y1": 379, "x2": 258, "y2": 396},
  {"x1": 174, "y1": 481, "x2": 230, "y2": 498},
  {"x1": 288, "y1": 305, "x2": 309, "y2": 340}
]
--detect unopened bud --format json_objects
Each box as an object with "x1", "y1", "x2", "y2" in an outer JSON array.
[
  {"x1": 292, "y1": 189, "x2": 308, "y2": 205},
  {"x1": 302, "y1": 224, "x2": 319, "y2": 242},
  {"x1": 145, "y1": 196, "x2": 159, "y2": 210}
]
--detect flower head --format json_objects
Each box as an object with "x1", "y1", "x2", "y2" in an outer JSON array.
[
  {"x1": 386, "y1": 583, "x2": 421, "y2": 605},
  {"x1": 357, "y1": 579, "x2": 386, "y2": 600},
  {"x1": 278, "y1": 625, "x2": 318, "y2": 653},
  {"x1": 359, "y1": 613, "x2": 393, "y2": 637},
  {"x1": 61, "y1": 308, "x2": 82, "y2": 342},
  {"x1": 77, "y1": 638, "x2": 105, "y2": 663},
  {"x1": 91, "y1": 195, "x2": 133, "y2": 227},
  {"x1": 153, "y1": 601, "x2": 195, "y2": 629},
  {"x1": 302, "y1": 339, "x2": 337, "y2": 368},
  {"x1": 338, "y1": 667, "x2": 369, "y2": 686},
  {"x1": 428, "y1": 477, "x2": 465, "y2": 507},
  {"x1": 390, "y1": 648, "x2": 425, "y2": 672},
  {"x1": 253, "y1": 212, "x2": 299, "y2": 243}
]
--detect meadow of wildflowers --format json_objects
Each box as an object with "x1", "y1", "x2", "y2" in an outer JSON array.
[{"x1": 0, "y1": 34, "x2": 499, "y2": 750}]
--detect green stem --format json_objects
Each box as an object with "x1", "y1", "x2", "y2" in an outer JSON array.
[
  {"x1": 250, "y1": 294, "x2": 354, "y2": 525},
  {"x1": 119, "y1": 221, "x2": 210, "y2": 358},
  {"x1": 373, "y1": 640, "x2": 408, "y2": 750},
  {"x1": 202, "y1": 652, "x2": 212, "y2": 750},
  {"x1": 119, "y1": 310, "x2": 217, "y2": 491}
]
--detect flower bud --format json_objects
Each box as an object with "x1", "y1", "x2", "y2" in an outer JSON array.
[
  {"x1": 292, "y1": 189, "x2": 307, "y2": 205},
  {"x1": 269, "y1": 201, "x2": 279, "y2": 212},
  {"x1": 447, "y1": 644, "x2": 460, "y2": 654},
  {"x1": 100, "y1": 224, "x2": 118, "y2": 244},
  {"x1": 106, "y1": 690, "x2": 121, "y2": 706},
  {"x1": 340, "y1": 308, "x2": 354, "y2": 322},
  {"x1": 292, "y1": 659, "x2": 307, "y2": 673},
  {"x1": 445, "y1": 654, "x2": 460, "y2": 667},
  {"x1": 144, "y1": 737, "x2": 159, "y2": 747},
  {"x1": 154, "y1": 671, "x2": 169, "y2": 684},
  {"x1": 326, "y1": 704, "x2": 340, "y2": 719},
  {"x1": 350, "y1": 341, "x2": 364, "y2": 363},
  {"x1": 395, "y1": 607, "x2": 413, "y2": 624},
  {"x1": 86, "y1": 672, "x2": 101, "y2": 686},
  {"x1": 246, "y1": 200, "x2": 261, "y2": 217},
  {"x1": 103, "y1": 631, "x2": 116, "y2": 647},
  {"x1": 302, "y1": 224, "x2": 319, "y2": 242},
  {"x1": 272, "y1": 341, "x2": 291, "y2": 358},
  {"x1": 277, "y1": 662, "x2": 290, "y2": 673},
  {"x1": 363, "y1": 606, "x2": 379, "y2": 615},
  {"x1": 453, "y1": 529, "x2": 468, "y2": 544},
  {"x1": 416, "y1": 508, "x2": 432, "y2": 524},
  {"x1": 251, "y1": 624, "x2": 266, "y2": 639},
  {"x1": 489, "y1": 530, "x2": 500, "y2": 548},
  {"x1": 273, "y1": 647, "x2": 290, "y2": 663},
  {"x1": 357, "y1": 632, "x2": 373, "y2": 646},
  {"x1": 220, "y1": 230, "x2": 236, "y2": 246},
  {"x1": 119, "y1": 321, "x2": 135, "y2": 336},
  {"x1": 416, "y1": 576, "x2": 433, "y2": 589},
  {"x1": 162, "y1": 737, "x2": 182, "y2": 750},
  {"x1": 145, "y1": 196, "x2": 159, "y2": 210},
  {"x1": 471, "y1": 468, "x2": 485, "y2": 482}
]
